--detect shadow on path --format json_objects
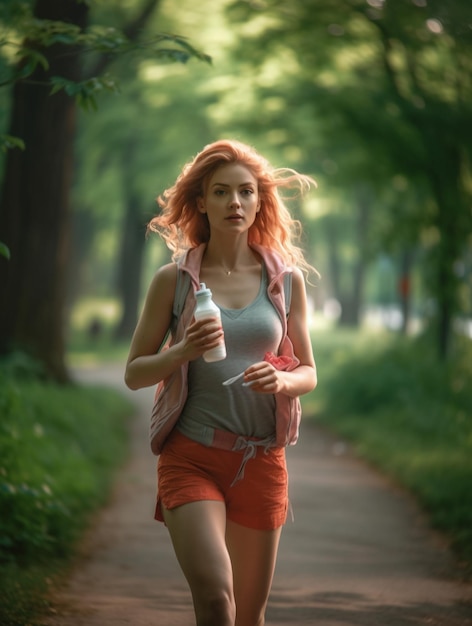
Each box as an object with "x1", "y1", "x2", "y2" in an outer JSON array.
[{"x1": 43, "y1": 364, "x2": 472, "y2": 626}]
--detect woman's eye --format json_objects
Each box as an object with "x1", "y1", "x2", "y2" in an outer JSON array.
[
  {"x1": 214, "y1": 189, "x2": 226, "y2": 196},
  {"x1": 242, "y1": 188, "x2": 254, "y2": 195}
]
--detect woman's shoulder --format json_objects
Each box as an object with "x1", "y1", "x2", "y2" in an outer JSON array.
[
  {"x1": 291, "y1": 266, "x2": 304, "y2": 282},
  {"x1": 157, "y1": 262, "x2": 179, "y2": 280},
  {"x1": 147, "y1": 262, "x2": 178, "y2": 302},
  {"x1": 289, "y1": 266, "x2": 308, "y2": 295}
]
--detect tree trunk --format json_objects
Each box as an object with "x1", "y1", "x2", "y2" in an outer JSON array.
[
  {"x1": 0, "y1": 0, "x2": 88, "y2": 382},
  {"x1": 398, "y1": 249, "x2": 414, "y2": 335},
  {"x1": 339, "y1": 187, "x2": 370, "y2": 327},
  {"x1": 113, "y1": 141, "x2": 148, "y2": 340},
  {"x1": 423, "y1": 126, "x2": 466, "y2": 360},
  {"x1": 113, "y1": 201, "x2": 148, "y2": 340},
  {"x1": 324, "y1": 215, "x2": 341, "y2": 301}
]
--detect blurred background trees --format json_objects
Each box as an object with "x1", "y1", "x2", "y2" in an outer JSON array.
[
  {"x1": 0, "y1": 0, "x2": 210, "y2": 379},
  {"x1": 0, "y1": 0, "x2": 470, "y2": 381}
]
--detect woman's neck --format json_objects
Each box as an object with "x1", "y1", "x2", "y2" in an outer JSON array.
[{"x1": 203, "y1": 239, "x2": 258, "y2": 276}]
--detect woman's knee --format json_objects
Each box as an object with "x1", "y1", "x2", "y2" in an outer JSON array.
[
  {"x1": 235, "y1": 609, "x2": 265, "y2": 626},
  {"x1": 194, "y1": 587, "x2": 236, "y2": 626}
]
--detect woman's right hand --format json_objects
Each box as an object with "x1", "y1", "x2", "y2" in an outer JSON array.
[{"x1": 179, "y1": 317, "x2": 224, "y2": 361}]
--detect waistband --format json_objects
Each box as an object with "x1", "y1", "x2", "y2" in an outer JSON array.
[{"x1": 176, "y1": 421, "x2": 277, "y2": 486}]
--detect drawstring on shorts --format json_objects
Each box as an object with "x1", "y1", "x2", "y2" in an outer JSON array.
[{"x1": 230, "y1": 435, "x2": 275, "y2": 486}]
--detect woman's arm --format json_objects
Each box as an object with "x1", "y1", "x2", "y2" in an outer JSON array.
[
  {"x1": 244, "y1": 267, "x2": 317, "y2": 397},
  {"x1": 124, "y1": 264, "x2": 224, "y2": 390}
]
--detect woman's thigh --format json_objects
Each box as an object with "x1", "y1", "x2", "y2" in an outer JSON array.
[
  {"x1": 162, "y1": 500, "x2": 234, "y2": 596},
  {"x1": 226, "y1": 520, "x2": 283, "y2": 625}
]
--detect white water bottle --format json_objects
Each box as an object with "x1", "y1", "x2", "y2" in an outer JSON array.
[{"x1": 194, "y1": 283, "x2": 227, "y2": 362}]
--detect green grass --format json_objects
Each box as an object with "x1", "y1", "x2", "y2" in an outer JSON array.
[
  {"x1": 0, "y1": 563, "x2": 59, "y2": 626},
  {"x1": 303, "y1": 328, "x2": 472, "y2": 576},
  {"x1": 0, "y1": 352, "x2": 134, "y2": 625}
]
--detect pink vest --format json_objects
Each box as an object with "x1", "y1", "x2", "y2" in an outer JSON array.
[{"x1": 149, "y1": 243, "x2": 302, "y2": 455}]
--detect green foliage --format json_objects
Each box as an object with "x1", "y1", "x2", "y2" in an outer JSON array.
[
  {"x1": 0, "y1": 352, "x2": 134, "y2": 623},
  {"x1": 224, "y1": 0, "x2": 472, "y2": 355},
  {"x1": 308, "y1": 329, "x2": 472, "y2": 574},
  {"x1": 50, "y1": 73, "x2": 119, "y2": 111},
  {"x1": 0, "y1": 4, "x2": 211, "y2": 109},
  {"x1": 0, "y1": 133, "x2": 24, "y2": 152},
  {"x1": 0, "y1": 240, "x2": 10, "y2": 258},
  {"x1": 0, "y1": 562, "x2": 54, "y2": 626},
  {"x1": 0, "y1": 353, "x2": 132, "y2": 564}
]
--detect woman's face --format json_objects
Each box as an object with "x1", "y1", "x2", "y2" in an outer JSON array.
[{"x1": 198, "y1": 163, "x2": 260, "y2": 236}]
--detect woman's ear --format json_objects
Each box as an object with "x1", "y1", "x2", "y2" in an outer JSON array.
[{"x1": 197, "y1": 197, "x2": 206, "y2": 213}]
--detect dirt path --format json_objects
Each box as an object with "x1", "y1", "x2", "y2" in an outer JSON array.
[{"x1": 44, "y1": 364, "x2": 472, "y2": 625}]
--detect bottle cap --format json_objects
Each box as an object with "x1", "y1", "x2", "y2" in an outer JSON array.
[{"x1": 196, "y1": 283, "x2": 211, "y2": 296}]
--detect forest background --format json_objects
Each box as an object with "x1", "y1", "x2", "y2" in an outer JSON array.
[
  {"x1": 0, "y1": 1, "x2": 471, "y2": 623},
  {"x1": 1, "y1": 0, "x2": 471, "y2": 374}
]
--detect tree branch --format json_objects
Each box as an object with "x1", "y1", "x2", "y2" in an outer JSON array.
[{"x1": 83, "y1": 0, "x2": 162, "y2": 78}]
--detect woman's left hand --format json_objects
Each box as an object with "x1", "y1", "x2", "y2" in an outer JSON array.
[{"x1": 243, "y1": 362, "x2": 283, "y2": 394}]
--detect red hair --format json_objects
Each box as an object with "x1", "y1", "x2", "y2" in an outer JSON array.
[{"x1": 149, "y1": 139, "x2": 316, "y2": 271}]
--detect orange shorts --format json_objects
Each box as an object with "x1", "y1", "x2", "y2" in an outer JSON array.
[{"x1": 155, "y1": 430, "x2": 288, "y2": 530}]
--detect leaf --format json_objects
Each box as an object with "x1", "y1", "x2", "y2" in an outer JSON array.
[
  {"x1": 16, "y1": 47, "x2": 49, "y2": 72},
  {"x1": 150, "y1": 33, "x2": 212, "y2": 65},
  {"x1": 0, "y1": 242, "x2": 11, "y2": 260},
  {"x1": 154, "y1": 48, "x2": 192, "y2": 64},
  {"x1": 49, "y1": 75, "x2": 119, "y2": 110},
  {"x1": 1, "y1": 135, "x2": 25, "y2": 153}
]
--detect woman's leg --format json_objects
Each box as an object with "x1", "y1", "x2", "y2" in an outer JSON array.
[
  {"x1": 225, "y1": 520, "x2": 283, "y2": 626},
  {"x1": 163, "y1": 500, "x2": 236, "y2": 626}
]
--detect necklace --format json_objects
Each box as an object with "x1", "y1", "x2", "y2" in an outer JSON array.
[{"x1": 223, "y1": 268, "x2": 234, "y2": 276}]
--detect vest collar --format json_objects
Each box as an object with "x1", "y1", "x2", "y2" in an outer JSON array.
[{"x1": 178, "y1": 243, "x2": 290, "y2": 286}]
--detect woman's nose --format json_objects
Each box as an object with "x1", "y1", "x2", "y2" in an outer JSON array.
[{"x1": 229, "y1": 193, "x2": 241, "y2": 207}]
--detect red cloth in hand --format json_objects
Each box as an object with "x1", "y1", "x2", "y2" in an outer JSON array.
[{"x1": 263, "y1": 352, "x2": 296, "y2": 371}]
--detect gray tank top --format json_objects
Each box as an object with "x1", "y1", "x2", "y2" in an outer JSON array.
[{"x1": 177, "y1": 265, "x2": 283, "y2": 439}]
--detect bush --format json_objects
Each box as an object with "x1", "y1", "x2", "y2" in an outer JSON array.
[
  {"x1": 308, "y1": 330, "x2": 472, "y2": 574},
  {"x1": 0, "y1": 353, "x2": 134, "y2": 623}
]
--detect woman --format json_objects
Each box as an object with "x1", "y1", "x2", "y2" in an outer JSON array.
[{"x1": 125, "y1": 139, "x2": 317, "y2": 626}]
